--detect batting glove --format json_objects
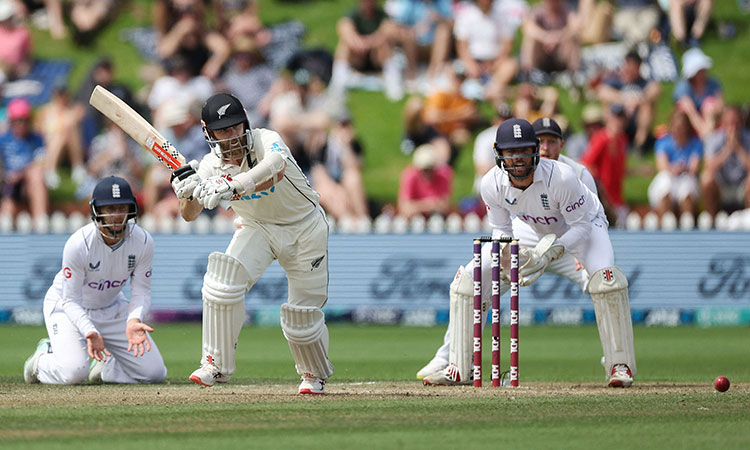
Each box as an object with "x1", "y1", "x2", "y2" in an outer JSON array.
[
  {"x1": 519, "y1": 234, "x2": 564, "y2": 286},
  {"x1": 195, "y1": 176, "x2": 240, "y2": 210},
  {"x1": 170, "y1": 160, "x2": 201, "y2": 200}
]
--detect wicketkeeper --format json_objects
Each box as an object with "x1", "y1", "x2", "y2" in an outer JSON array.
[{"x1": 419, "y1": 118, "x2": 636, "y2": 388}]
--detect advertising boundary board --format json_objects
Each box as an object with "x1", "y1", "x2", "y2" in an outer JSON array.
[{"x1": 2, "y1": 232, "x2": 749, "y2": 327}]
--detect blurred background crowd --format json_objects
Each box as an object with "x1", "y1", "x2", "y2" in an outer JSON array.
[{"x1": 0, "y1": 0, "x2": 748, "y2": 233}]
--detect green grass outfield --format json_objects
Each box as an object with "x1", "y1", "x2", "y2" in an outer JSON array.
[{"x1": 1, "y1": 324, "x2": 748, "y2": 449}]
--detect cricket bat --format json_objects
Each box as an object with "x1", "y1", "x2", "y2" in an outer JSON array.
[{"x1": 89, "y1": 85, "x2": 186, "y2": 170}]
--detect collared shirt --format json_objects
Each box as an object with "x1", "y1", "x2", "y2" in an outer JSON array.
[
  {"x1": 481, "y1": 158, "x2": 603, "y2": 252},
  {"x1": 49, "y1": 223, "x2": 154, "y2": 337},
  {"x1": 197, "y1": 128, "x2": 321, "y2": 225}
]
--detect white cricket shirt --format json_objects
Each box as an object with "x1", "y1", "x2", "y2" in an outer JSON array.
[
  {"x1": 48, "y1": 223, "x2": 154, "y2": 337},
  {"x1": 197, "y1": 128, "x2": 320, "y2": 225},
  {"x1": 481, "y1": 158, "x2": 604, "y2": 252}
]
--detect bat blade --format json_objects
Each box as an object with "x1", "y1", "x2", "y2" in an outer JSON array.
[{"x1": 89, "y1": 85, "x2": 185, "y2": 170}]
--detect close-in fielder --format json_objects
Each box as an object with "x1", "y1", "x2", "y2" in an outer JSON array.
[
  {"x1": 24, "y1": 176, "x2": 167, "y2": 385},
  {"x1": 170, "y1": 93, "x2": 333, "y2": 394},
  {"x1": 419, "y1": 118, "x2": 636, "y2": 387}
]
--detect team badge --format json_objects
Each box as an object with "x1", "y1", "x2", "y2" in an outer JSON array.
[
  {"x1": 217, "y1": 103, "x2": 231, "y2": 118},
  {"x1": 541, "y1": 193, "x2": 550, "y2": 210}
]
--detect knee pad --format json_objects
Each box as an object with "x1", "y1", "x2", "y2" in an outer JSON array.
[
  {"x1": 280, "y1": 303, "x2": 334, "y2": 380},
  {"x1": 201, "y1": 252, "x2": 249, "y2": 376}
]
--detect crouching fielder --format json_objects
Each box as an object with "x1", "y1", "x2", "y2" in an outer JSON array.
[
  {"x1": 24, "y1": 176, "x2": 167, "y2": 385},
  {"x1": 171, "y1": 93, "x2": 333, "y2": 394},
  {"x1": 420, "y1": 118, "x2": 636, "y2": 388}
]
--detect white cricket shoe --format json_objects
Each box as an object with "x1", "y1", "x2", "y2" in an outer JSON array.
[
  {"x1": 416, "y1": 356, "x2": 448, "y2": 379},
  {"x1": 608, "y1": 364, "x2": 633, "y2": 388},
  {"x1": 189, "y1": 363, "x2": 230, "y2": 387},
  {"x1": 88, "y1": 359, "x2": 104, "y2": 384},
  {"x1": 422, "y1": 364, "x2": 471, "y2": 386},
  {"x1": 298, "y1": 373, "x2": 326, "y2": 395},
  {"x1": 23, "y1": 338, "x2": 51, "y2": 384}
]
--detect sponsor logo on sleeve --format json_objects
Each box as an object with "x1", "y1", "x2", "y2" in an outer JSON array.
[
  {"x1": 63, "y1": 267, "x2": 72, "y2": 278},
  {"x1": 565, "y1": 194, "x2": 586, "y2": 212}
]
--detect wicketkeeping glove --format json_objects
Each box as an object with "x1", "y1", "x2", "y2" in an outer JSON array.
[
  {"x1": 518, "y1": 234, "x2": 564, "y2": 286},
  {"x1": 194, "y1": 175, "x2": 240, "y2": 210},
  {"x1": 170, "y1": 160, "x2": 201, "y2": 200}
]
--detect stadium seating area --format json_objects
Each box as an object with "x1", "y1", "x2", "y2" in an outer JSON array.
[{"x1": 1, "y1": 0, "x2": 748, "y2": 233}]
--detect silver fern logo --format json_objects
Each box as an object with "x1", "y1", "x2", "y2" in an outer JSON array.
[{"x1": 217, "y1": 103, "x2": 231, "y2": 118}]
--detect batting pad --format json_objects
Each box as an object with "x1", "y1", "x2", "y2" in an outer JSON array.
[
  {"x1": 201, "y1": 252, "x2": 249, "y2": 376},
  {"x1": 448, "y1": 266, "x2": 476, "y2": 382},
  {"x1": 280, "y1": 304, "x2": 335, "y2": 379},
  {"x1": 589, "y1": 266, "x2": 637, "y2": 377}
]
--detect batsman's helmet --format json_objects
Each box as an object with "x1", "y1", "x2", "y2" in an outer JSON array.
[
  {"x1": 493, "y1": 118, "x2": 540, "y2": 178},
  {"x1": 201, "y1": 93, "x2": 255, "y2": 163},
  {"x1": 201, "y1": 93, "x2": 247, "y2": 131}
]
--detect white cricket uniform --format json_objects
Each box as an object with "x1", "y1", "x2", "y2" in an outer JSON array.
[
  {"x1": 431, "y1": 157, "x2": 612, "y2": 361},
  {"x1": 38, "y1": 223, "x2": 167, "y2": 385},
  {"x1": 483, "y1": 158, "x2": 613, "y2": 275},
  {"x1": 196, "y1": 128, "x2": 329, "y2": 307},
  {"x1": 428, "y1": 158, "x2": 634, "y2": 380}
]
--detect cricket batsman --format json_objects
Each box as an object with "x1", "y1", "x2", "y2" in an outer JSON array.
[{"x1": 170, "y1": 93, "x2": 333, "y2": 394}]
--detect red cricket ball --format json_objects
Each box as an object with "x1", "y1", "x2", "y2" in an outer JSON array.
[{"x1": 713, "y1": 376, "x2": 730, "y2": 392}]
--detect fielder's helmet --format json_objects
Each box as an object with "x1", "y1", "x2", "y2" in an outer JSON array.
[
  {"x1": 89, "y1": 176, "x2": 138, "y2": 221},
  {"x1": 532, "y1": 117, "x2": 563, "y2": 138},
  {"x1": 493, "y1": 118, "x2": 540, "y2": 178}
]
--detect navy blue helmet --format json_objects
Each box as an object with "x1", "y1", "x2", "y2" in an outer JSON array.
[
  {"x1": 493, "y1": 118, "x2": 540, "y2": 179},
  {"x1": 532, "y1": 117, "x2": 563, "y2": 138},
  {"x1": 89, "y1": 176, "x2": 137, "y2": 239}
]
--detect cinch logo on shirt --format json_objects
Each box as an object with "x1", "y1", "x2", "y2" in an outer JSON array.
[
  {"x1": 565, "y1": 194, "x2": 586, "y2": 212},
  {"x1": 519, "y1": 214, "x2": 559, "y2": 225},
  {"x1": 270, "y1": 143, "x2": 283, "y2": 153},
  {"x1": 237, "y1": 186, "x2": 276, "y2": 200},
  {"x1": 87, "y1": 278, "x2": 128, "y2": 291}
]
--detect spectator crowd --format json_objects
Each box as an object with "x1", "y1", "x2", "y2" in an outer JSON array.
[{"x1": 0, "y1": 0, "x2": 748, "y2": 232}]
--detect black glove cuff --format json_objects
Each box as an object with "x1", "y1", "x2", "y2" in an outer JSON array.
[{"x1": 170, "y1": 164, "x2": 196, "y2": 183}]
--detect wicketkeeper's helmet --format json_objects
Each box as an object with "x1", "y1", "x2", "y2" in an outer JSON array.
[{"x1": 493, "y1": 118, "x2": 540, "y2": 179}]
